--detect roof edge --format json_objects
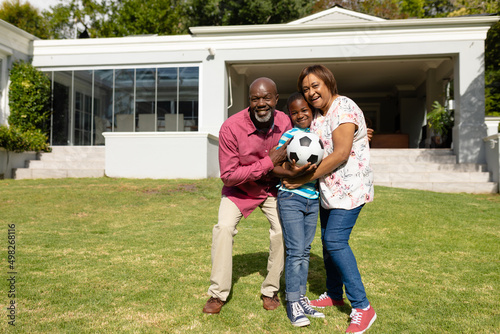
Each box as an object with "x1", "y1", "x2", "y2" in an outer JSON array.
[
  {"x1": 189, "y1": 16, "x2": 499, "y2": 36},
  {"x1": 0, "y1": 19, "x2": 39, "y2": 41},
  {"x1": 288, "y1": 6, "x2": 386, "y2": 24}
]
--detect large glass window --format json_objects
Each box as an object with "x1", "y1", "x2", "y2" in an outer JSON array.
[
  {"x1": 51, "y1": 72, "x2": 71, "y2": 145},
  {"x1": 48, "y1": 66, "x2": 199, "y2": 145},
  {"x1": 179, "y1": 67, "x2": 199, "y2": 131},
  {"x1": 94, "y1": 70, "x2": 113, "y2": 145},
  {"x1": 136, "y1": 68, "x2": 156, "y2": 131},
  {"x1": 114, "y1": 69, "x2": 135, "y2": 132},
  {"x1": 74, "y1": 70, "x2": 93, "y2": 145},
  {"x1": 157, "y1": 67, "x2": 178, "y2": 131}
]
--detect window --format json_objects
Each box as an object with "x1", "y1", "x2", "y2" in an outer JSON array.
[{"x1": 47, "y1": 66, "x2": 199, "y2": 145}]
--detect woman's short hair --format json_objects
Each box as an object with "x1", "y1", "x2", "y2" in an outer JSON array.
[{"x1": 297, "y1": 65, "x2": 338, "y2": 95}]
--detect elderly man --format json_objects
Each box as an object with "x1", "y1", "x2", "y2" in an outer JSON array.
[{"x1": 203, "y1": 77, "x2": 292, "y2": 314}]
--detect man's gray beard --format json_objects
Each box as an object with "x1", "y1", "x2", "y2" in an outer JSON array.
[{"x1": 254, "y1": 111, "x2": 272, "y2": 123}]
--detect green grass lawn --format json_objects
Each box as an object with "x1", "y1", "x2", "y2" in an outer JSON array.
[{"x1": 0, "y1": 177, "x2": 499, "y2": 333}]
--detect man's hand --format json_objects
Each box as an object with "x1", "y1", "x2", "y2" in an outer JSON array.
[{"x1": 269, "y1": 139, "x2": 290, "y2": 167}]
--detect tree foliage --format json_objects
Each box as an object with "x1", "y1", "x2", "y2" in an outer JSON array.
[
  {"x1": 43, "y1": 0, "x2": 313, "y2": 38},
  {"x1": 184, "y1": 0, "x2": 312, "y2": 27},
  {"x1": 108, "y1": 0, "x2": 184, "y2": 36},
  {"x1": 0, "y1": 0, "x2": 50, "y2": 38},
  {"x1": 43, "y1": 0, "x2": 113, "y2": 39},
  {"x1": 44, "y1": 0, "x2": 186, "y2": 38}
]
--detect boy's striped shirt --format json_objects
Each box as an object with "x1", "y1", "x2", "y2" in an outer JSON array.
[{"x1": 277, "y1": 127, "x2": 319, "y2": 200}]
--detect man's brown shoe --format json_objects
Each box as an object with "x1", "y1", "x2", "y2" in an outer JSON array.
[
  {"x1": 203, "y1": 297, "x2": 225, "y2": 314},
  {"x1": 261, "y1": 293, "x2": 280, "y2": 310}
]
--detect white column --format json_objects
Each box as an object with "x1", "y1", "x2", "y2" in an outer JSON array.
[
  {"x1": 199, "y1": 54, "x2": 227, "y2": 136},
  {"x1": 453, "y1": 41, "x2": 487, "y2": 164}
]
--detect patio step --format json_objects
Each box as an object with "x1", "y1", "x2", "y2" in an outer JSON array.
[
  {"x1": 371, "y1": 149, "x2": 497, "y2": 194},
  {"x1": 12, "y1": 146, "x2": 105, "y2": 180}
]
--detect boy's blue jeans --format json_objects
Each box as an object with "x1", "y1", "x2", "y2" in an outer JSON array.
[
  {"x1": 277, "y1": 190, "x2": 319, "y2": 302},
  {"x1": 320, "y1": 204, "x2": 369, "y2": 309}
]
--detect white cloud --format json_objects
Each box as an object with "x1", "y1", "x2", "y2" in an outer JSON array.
[{"x1": 26, "y1": 0, "x2": 62, "y2": 12}]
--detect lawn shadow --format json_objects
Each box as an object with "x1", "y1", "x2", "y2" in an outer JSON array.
[
  {"x1": 230, "y1": 251, "x2": 350, "y2": 315},
  {"x1": 228, "y1": 252, "x2": 270, "y2": 303}
]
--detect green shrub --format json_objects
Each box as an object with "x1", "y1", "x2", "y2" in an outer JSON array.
[
  {"x1": 0, "y1": 125, "x2": 50, "y2": 153},
  {"x1": 2, "y1": 60, "x2": 51, "y2": 153},
  {"x1": 427, "y1": 101, "x2": 454, "y2": 137},
  {"x1": 8, "y1": 60, "x2": 51, "y2": 134},
  {"x1": 485, "y1": 69, "x2": 500, "y2": 117}
]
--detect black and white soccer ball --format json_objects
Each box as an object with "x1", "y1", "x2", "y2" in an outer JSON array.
[{"x1": 286, "y1": 132, "x2": 324, "y2": 167}]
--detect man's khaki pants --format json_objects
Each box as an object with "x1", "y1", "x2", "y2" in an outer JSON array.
[{"x1": 207, "y1": 196, "x2": 284, "y2": 301}]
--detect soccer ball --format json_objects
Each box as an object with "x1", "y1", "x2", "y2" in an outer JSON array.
[{"x1": 286, "y1": 132, "x2": 324, "y2": 166}]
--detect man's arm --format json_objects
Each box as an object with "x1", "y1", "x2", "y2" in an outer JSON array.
[{"x1": 219, "y1": 128, "x2": 277, "y2": 187}]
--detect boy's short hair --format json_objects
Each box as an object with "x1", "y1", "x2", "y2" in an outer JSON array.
[{"x1": 286, "y1": 92, "x2": 306, "y2": 111}]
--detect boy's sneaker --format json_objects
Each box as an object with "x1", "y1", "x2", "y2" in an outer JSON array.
[
  {"x1": 345, "y1": 304, "x2": 377, "y2": 334},
  {"x1": 286, "y1": 301, "x2": 310, "y2": 327},
  {"x1": 299, "y1": 296, "x2": 325, "y2": 318},
  {"x1": 309, "y1": 292, "x2": 345, "y2": 308}
]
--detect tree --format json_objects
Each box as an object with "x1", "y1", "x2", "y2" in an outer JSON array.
[
  {"x1": 44, "y1": 0, "x2": 112, "y2": 39},
  {"x1": 45, "y1": 0, "x2": 313, "y2": 37},
  {"x1": 45, "y1": 0, "x2": 186, "y2": 38},
  {"x1": 0, "y1": 0, "x2": 50, "y2": 38},
  {"x1": 183, "y1": 0, "x2": 313, "y2": 27},
  {"x1": 422, "y1": 0, "x2": 455, "y2": 17},
  {"x1": 107, "y1": 0, "x2": 184, "y2": 36}
]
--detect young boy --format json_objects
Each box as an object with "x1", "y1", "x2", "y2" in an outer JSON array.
[{"x1": 272, "y1": 92, "x2": 324, "y2": 327}]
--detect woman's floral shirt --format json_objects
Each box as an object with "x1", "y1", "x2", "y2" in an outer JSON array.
[{"x1": 311, "y1": 96, "x2": 374, "y2": 210}]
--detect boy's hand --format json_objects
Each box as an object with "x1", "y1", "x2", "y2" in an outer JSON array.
[
  {"x1": 282, "y1": 172, "x2": 311, "y2": 189},
  {"x1": 367, "y1": 128, "x2": 374, "y2": 142},
  {"x1": 287, "y1": 160, "x2": 317, "y2": 177}
]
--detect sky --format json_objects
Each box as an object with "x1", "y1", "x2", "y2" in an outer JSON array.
[{"x1": 26, "y1": 0, "x2": 62, "y2": 12}]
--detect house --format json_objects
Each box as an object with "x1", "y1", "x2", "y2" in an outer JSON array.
[{"x1": 1, "y1": 7, "x2": 499, "y2": 190}]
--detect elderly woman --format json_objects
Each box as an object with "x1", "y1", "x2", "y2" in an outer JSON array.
[{"x1": 284, "y1": 64, "x2": 376, "y2": 334}]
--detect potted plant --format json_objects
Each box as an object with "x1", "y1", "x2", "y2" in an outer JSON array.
[{"x1": 427, "y1": 101, "x2": 454, "y2": 148}]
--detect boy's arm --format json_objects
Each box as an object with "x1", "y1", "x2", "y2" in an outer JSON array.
[
  {"x1": 270, "y1": 164, "x2": 294, "y2": 178},
  {"x1": 270, "y1": 161, "x2": 317, "y2": 178}
]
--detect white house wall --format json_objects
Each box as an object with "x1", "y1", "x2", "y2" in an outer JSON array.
[
  {"x1": 103, "y1": 132, "x2": 219, "y2": 179},
  {"x1": 453, "y1": 40, "x2": 487, "y2": 163}
]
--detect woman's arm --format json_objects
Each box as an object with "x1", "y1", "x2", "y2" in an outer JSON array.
[{"x1": 282, "y1": 123, "x2": 355, "y2": 189}]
